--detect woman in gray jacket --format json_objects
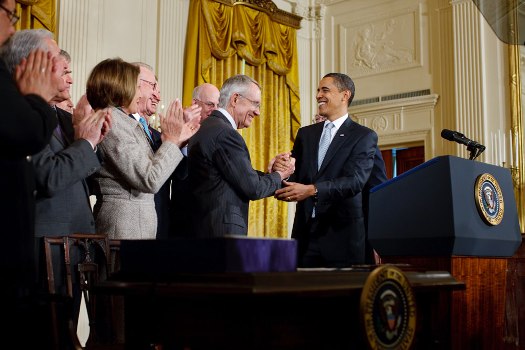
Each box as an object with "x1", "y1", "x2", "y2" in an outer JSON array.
[{"x1": 86, "y1": 57, "x2": 198, "y2": 239}]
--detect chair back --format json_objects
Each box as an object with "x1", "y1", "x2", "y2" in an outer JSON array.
[{"x1": 44, "y1": 233, "x2": 121, "y2": 348}]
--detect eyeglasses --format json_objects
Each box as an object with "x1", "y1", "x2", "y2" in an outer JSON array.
[
  {"x1": 238, "y1": 94, "x2": 261, "y2": 110},
  {"x1": 0, "y1": 3, "x2": 19, "y2": 25},
  {"x1": 195, "y1": 99, "x2": 218, "y2": 108},
  {"x1": 140, "y1": 79, "x2": 158, "y2": 91}
]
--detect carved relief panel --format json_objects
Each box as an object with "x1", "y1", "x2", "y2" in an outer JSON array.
[
  {"x1": 347, "y1": 15, "x2": 418, "y2": 77},
  {"x1": 341, "y1": 7, "x2": 421, "y2": 78}
]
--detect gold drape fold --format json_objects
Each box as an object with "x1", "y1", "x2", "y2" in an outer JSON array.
[
  {"x1": 16, "y1": 0, "x2": 55, "y2": 32},
  {"x1": 183, "y1": 0, "x2": 301, "y2": 237}
]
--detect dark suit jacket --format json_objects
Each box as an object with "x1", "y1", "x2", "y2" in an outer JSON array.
[
  {"x1": 290, "y1": 117, "x2": 377, "y2": 267},
  {"x1": 149, "y1": 126, "x2": 172, "y2": 239},
  {"x1": 0, "y1": 59, "x2": 56, "y2": 338},
  {"x1": 188, "y1": 110, "x2": 282, "y2": 237},
  {"x1": 169, "y1": 155, "x2": 193, "y2": 237}
]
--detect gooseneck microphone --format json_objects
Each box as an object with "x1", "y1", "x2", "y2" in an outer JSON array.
[
  {"x1": 441, "y1": 129, "x2": 477, "y2": 147},
  {"x1": 441, "y1": 129, "x2": 485, "y2": 160}
]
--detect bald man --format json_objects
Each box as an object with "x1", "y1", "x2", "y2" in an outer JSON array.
[{"x1": 191, "y1": 82, "x2": 220, "y2": 122}]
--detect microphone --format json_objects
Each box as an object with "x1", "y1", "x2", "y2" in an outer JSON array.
[
  {"x1": 441, "y1": 129, "x2": 475, "y2": 147},
  {"x1": 441, "y1": 129, "x2": 485, "y2": 160}
]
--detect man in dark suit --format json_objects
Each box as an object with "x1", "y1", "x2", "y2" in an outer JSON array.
[
  {"x1": 130, "y1": 62, "x2": 202, "y2": 239},
  {"x1": 188, "y1": 74, "x2": 294, "y2": 237},
  {"x1": 274, "y1": 73, "x2": 378, "y2": 268},
  {"x1": 33, "y1": 49, "x2": 106, "y2": 238},
  {"x1": 0, "y1": 21, "x2": 66, "y2": 347},
  {"x1": 25, "y1": 46, "x2": 111, "y2": 328},
  {"x1": 312, "y1": 112, "x2": 387, "y2": 264},
  {"x1": 131, "y1": 62, "x2": 170, "y2": 238}
]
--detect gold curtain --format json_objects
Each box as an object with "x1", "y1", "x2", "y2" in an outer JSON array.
[
  {"x1": 15, "y1": 0, "x2": 55, "y2": 32},
  {"x1": 183, "y1": 0, "x2": 301, "y2": 238}
]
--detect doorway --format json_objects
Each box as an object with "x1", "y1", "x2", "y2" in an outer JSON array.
[{"x1": 381, "y1": 146, "x2": 425, "y2": 179}]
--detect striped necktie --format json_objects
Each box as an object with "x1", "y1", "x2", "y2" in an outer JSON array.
[
  {"x1": 312, "y1": 122, "x2": 334, "y2": 218},
  {"x1": 139, "y1": 117, "x2": 153, "y2": 142},
  {"x1": 318, "y1": 122, "x2": 334, "y2": 170}
]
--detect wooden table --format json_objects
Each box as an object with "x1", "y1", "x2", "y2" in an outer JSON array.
[{"x1": 94, "y1": 267, "x2": 465, "y2": 350}]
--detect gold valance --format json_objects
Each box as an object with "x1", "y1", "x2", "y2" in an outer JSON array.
[
  {"x1": 199, "y1": 0, "x2": 301, "y2": 77},
  {"x1": 215, "y1": 0, "x2": 302, "y2": 28}
]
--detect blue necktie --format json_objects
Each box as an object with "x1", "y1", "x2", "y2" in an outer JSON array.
[
  {"x1": 318, "y1": 122, "x2": 334, "y2": 170},
  {"x1": 139, "y1": 117, "x2": 153, "y2": 142},
  {"x1": 313, "y1": 122, "x2": 334, "y2": 218}
]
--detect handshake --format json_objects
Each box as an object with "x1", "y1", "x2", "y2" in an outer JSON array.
[
  {"x1": 267, "y1": 152, "x2": 312, "y2": 203},
  {"x1": 268, "y1": 152, "x2": 295, "y2": 181},
  {"x1": 268, "y1": 152, "x2": 317, "y2": 203}
]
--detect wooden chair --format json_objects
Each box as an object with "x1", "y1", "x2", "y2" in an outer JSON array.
[
  {"x1": 44, "y1": 236, "x2": 83, "y2": 350},
  {"x1": 44, "y1": 233, "x2": 122, "y2": 349}
]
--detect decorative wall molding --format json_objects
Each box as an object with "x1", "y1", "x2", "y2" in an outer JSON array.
[{"x1": 349, "y1": 94, "x2": 438, "y2": 159}]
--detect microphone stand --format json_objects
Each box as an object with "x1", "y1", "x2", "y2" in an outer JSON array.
[{"x1": 467, "y1": 143, "x2": 485, "y2": 160}]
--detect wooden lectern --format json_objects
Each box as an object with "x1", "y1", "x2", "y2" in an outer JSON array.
[{"x1": 368, "y1": 155, "x2": 522, "y2": 349}]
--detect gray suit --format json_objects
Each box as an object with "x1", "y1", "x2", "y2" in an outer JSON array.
[
  {"x1": 92, "y1": 107, "x2": 183, "y2": 239},
  {"x1": 188, "y1": 109, "x2": 282, "y2": 237},
  {"x1": 33, "y1": 107, "x2": 100, "y2": 238},
  {"x1": 32, "y1": 107, "x2": 100, "y2": 312}
]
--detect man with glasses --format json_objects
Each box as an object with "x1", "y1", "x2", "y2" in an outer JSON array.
[
  {"x1": 187, "y1": 74, "x2": 295, "y2": 237},
  {"x1": 131, "y1": 62, "x2": 171, "y2": 238},
  {"x1": 0, "y1": 0, "x2": 19, "y2": 26},
  {"x1": 130, "y1": 62, "x2": 204, "y2": 239},
  {"x1": 191, "y1": 82, "x2": 220, "y2": 122}
]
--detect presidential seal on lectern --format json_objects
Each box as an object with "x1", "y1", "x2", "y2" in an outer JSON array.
[{"x1": 475, "y1": 173, "x2": 504, "y2": 226}]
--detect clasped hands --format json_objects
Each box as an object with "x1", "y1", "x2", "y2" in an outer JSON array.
[
  {"x1": 267, "y1": 152, "x2": 295, "y2": 182},
  {"x1": 270, "y1": 152, "x2": 315, "y2": 203}
]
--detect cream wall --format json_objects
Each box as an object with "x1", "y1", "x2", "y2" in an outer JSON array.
[{"x1": 57, "y1": 0, "x2": 189, "y2": 111}]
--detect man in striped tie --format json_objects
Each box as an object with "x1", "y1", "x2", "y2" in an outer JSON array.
[{"x1": 130, "y1": 62, "x2": 202, "y2": 239}]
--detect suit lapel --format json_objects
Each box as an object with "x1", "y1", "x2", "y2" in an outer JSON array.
[
  {"x1": 150, "y1": 127, "x2": 162, "y2": 152},
  {"x1": 52, "y1": 127, "x2": 65, "y2": 146},
  {"x1": 308, "y1": 122, "x2": 325, "y2": 176},
  {"x1": 52, "y1": 107, "x2": 73, "y2": 146},
  {"x1": 317, "y1": 117, "x2": 354, "y2": 174},
  {"x1": 56, "y1": 107, "x2": 91, "y2": 198},
  {"x1": 213, "y1": 110, "x2": 235, "y2": 128}
]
